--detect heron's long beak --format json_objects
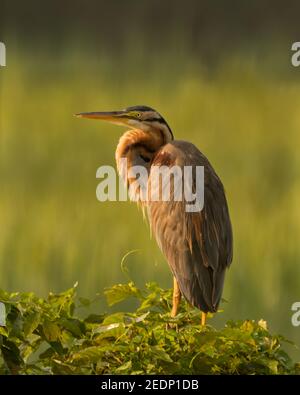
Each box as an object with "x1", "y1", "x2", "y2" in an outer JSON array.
[{"x1": 75, "y1": 110, "x2": 130, "y2": 126}]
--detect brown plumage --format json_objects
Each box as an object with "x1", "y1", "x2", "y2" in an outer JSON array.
[{"x1": 76, "y1": 105, "x2": 233, "y2": 323}]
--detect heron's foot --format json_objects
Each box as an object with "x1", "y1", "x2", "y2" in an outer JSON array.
[
  {"x1": 167, "y1": 307, "x2": 179, "y2": 330},
  {"x1": 201, "y1": 312, "x2": 207, "y2": 326}
]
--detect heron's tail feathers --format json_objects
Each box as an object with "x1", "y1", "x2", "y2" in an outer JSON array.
[{"x1": 174, "y1": 257, "x2": 226, "y2": 313}]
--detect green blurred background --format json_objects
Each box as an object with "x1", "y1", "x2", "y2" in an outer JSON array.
[{"x1": 1, "y1": 1, "x2": 300, "y2": 358}]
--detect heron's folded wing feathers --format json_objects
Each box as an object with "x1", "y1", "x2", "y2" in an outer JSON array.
[{"x1": 147, "y1": 141, "x2": 233, "y2": 312}]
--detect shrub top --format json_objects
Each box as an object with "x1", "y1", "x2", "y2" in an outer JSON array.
[{"x1": 0, "y1": 282, "x2": 299, "y2": 375}]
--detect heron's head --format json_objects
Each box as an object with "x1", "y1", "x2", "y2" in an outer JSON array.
[{"x1": 75, "y1": 105, "x2": 173, "y2": 142}]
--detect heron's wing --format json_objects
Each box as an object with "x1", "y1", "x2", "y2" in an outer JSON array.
[{"x1": 147, "y1": 140, "x2": 233, "y2": 312}]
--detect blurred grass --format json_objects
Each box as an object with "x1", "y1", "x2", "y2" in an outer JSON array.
[{"x1": 1, "y1": 44, "x2": 300, "y2": 359}]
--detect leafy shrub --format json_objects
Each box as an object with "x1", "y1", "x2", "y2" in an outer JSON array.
[{"x1": 0, "y1": 282, "x2": 299, "y2": 375}]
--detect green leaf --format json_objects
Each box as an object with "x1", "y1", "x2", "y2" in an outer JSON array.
[
  {"x1": 102, "y1": 312, "x2": 125, "y2": 325},
  {"x1": 116, "y1": 360, "x2": 132, "y2": 372},
  {"x1": 267, "y1": 360, "x2": 279, "y2": 374},
  {"x1": 43, "y1": 320, "x2": 61, "y2": 342},
  {"x1": 93, "y1": 322, "x2": 126, "y2": 339},
  {"x1": 104, "y1": 282, "x2": 142, "y2": 306},
  {"x1": 59, "y1": 318, "x2": 85, "y2": 337},
  {"x1": 23, "y1": 311, "x2": 41, "y2": 337},
  {"x1": 0, "y1": 327, "x2": 8, "y2": 337},
  {"x1": 258, "y1": 358, "x2": 279, "y2": 374},
  {"x1": 70, "y1": 346, "x2": 109, "y2": 363},
  {"x1": 1, "y1": 338, "x2": 24, "y2": 373},
  {"x1": 151, "y1": 346, "x2": 173, "y2": 363},
  {"x1": 84, "y1": 314, "x2": 105, "y2": 324}
]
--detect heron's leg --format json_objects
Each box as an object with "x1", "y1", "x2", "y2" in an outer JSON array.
[
  {"x1": 171, "y1": 277, "x2": 181, "y2": 317},
  {"x1": 201, "y1": 312, "x2": 207, "y2": 326}
]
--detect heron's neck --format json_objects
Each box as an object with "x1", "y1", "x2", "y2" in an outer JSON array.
[
  {"x1": 115, "y1": 128, "x2": 166, "y2": 165},
  {"x1": 115, "y1": 128, "x2": 168, "y2": 205}
]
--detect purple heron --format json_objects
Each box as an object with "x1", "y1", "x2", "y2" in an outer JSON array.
[{"x1": 76, "y1": 106, "x2": 233, "y2": 325}]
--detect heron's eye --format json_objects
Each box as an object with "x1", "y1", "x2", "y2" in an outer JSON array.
[{"x1": 135, "y1": 112, "x2": 141, "y2": 118}]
